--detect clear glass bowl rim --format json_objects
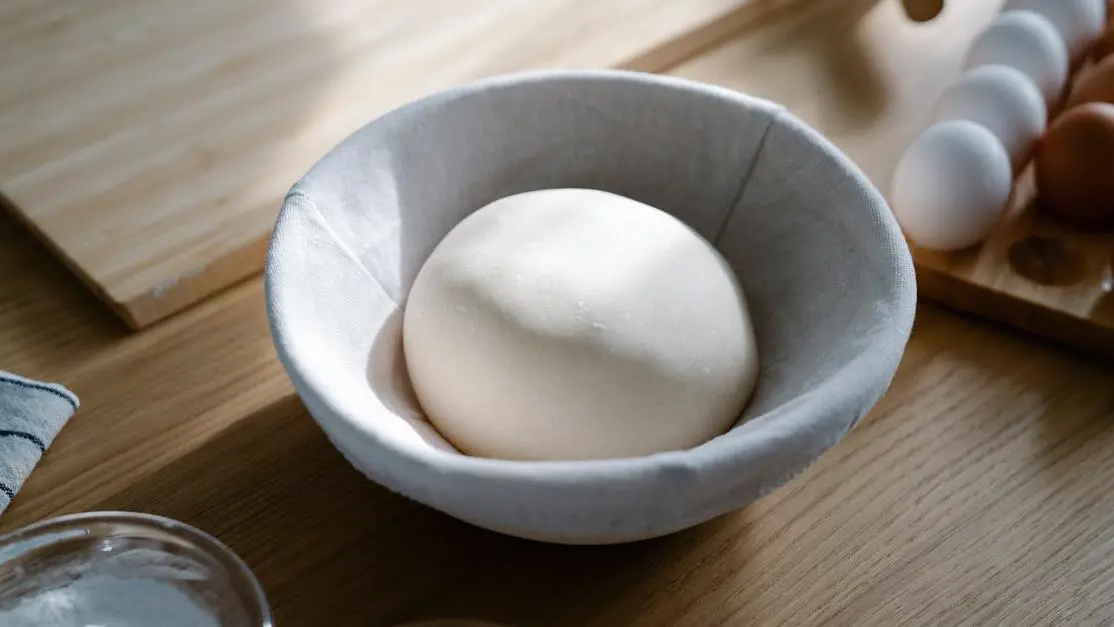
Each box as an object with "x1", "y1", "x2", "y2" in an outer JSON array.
[{"x1": 0, "y1": 510, "x2": 273, "y2": 627}]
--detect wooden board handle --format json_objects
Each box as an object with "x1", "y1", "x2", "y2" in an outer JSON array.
[{"x1": 901, "y1": 0, "x2": 945, "y2": 22}]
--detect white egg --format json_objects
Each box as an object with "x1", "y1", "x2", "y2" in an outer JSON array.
[
  {"x1": 963, "y1": 10, "x2": 1069, "y2": 111},
  {"x1": 890, "y1": 120, "x2": 1013, "y2": 251},
  {"x1": 1003, "y1": 0, "x2": 1105, "y2": 66},
  {"x1": 932, "y1": 65, "x2": 1046, "y2": 173}
]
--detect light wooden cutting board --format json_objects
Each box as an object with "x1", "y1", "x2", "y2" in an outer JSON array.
[{"x1": 1, "y1": 0, "x2": 792, "y2": 329}]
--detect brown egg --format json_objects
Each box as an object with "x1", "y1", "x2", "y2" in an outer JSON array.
[
  {"x1": 1094, "y1": 24, "x2": 1114, "y2": 62},
  {"x1": 1034, "y1": 102, "x2": 1114, "y2": 229},
  {"x1": 1067, "y1": 55, "x2": 1114, "y2": 108}
]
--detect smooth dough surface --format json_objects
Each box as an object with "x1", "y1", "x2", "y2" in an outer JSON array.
[{"x1": 402, "y1": 188, "x2": 759, "y2": 461}]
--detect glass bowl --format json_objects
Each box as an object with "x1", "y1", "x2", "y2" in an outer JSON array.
[{"x1": 0, "y1": 511, "x2": 271, "y2": 626}]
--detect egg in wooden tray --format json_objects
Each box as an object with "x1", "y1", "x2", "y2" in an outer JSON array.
[{"x1": 890, "y1": 0, "x2": 1114, "y2": 359}]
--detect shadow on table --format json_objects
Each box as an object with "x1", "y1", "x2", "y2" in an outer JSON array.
[
  {"x1": 0, "y1": 206, "x2": 127, "y2": 371},
  {"x1": 93, "y1": 395, "x2": 757, "y2": 627}
]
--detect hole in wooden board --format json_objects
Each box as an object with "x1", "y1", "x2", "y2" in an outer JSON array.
[{"x1": 1007, "y1": 236, "x2": 1090, "y2": 286}]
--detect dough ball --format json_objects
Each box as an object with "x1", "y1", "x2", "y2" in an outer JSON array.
[{"x1": 403, "y1": 188, "x2": 759, "y2": 462}]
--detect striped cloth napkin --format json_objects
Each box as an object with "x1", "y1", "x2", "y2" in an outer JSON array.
[{"x1": 0, "y1": 371, "x2": 78, "y2": 514}]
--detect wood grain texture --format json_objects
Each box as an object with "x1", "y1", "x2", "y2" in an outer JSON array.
[
  {"x1": 0, "y1": 0, "x2": 772, "y2": 330},
  {"x1": 4, "y1": 205, "x2": 1114, "y2": 625},
  {"x1": 4, "y1": 3, "x2": 1114, "y2": 626},
  {"x1": 672, "y1": 0, "x2": 1114, "y2": 362}
]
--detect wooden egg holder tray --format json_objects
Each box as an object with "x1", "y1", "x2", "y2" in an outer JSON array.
[
  {"x1": 901, "y1": 0, "x2": 1114, "y2": 362},
  {"x1": 909, "y1": 161, "x2": 1114, "y2": 361}
]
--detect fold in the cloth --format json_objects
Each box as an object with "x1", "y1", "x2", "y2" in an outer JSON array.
[{"x1": 0, "y1": 371, "x2": 78, "y2": 514}]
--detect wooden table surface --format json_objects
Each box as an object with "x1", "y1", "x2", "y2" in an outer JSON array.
[
  {"x1": 5, "y1": 2, "x2": 1114, "y2": 625},
  {"x1": 6, "y1": 210, "x2": 1114, "y2": 627},
  {"x1": 0, "y1": 0, "x2": 759, "y2": 330}
]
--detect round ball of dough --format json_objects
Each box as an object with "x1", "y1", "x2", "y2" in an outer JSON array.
[{"x1": 403, "y1": 188, "x2": 759, "y2": 462}]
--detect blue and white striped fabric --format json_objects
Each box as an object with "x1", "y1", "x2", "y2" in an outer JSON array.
[{"x1": 0, "y1": 371, "x2": 77, "y2": 514}]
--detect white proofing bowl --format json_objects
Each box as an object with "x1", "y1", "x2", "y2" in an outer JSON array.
[{"x1": 265, "y1": 69, "x2": 916, "y2": 544}]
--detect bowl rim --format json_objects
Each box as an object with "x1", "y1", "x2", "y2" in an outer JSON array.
[
  {"x1": 0, "y1": 510, "x2": 272, "y2": 626},
  {"x1": 265, "y1": 68, "x2": 916, "y2": 488}
]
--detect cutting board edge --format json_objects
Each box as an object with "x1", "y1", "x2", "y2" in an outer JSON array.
[{"x1": 11, "y1": 0, "x2": 806, "y2": 331}]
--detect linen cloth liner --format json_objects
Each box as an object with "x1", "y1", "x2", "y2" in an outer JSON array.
[{"x1": 266, "y1": 70, "x2": 917, "y2": 542}]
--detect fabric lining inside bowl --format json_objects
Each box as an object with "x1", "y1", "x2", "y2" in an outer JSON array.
[{"x1": 265, "y1": 69, "x2": 915, "y2": 543}]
